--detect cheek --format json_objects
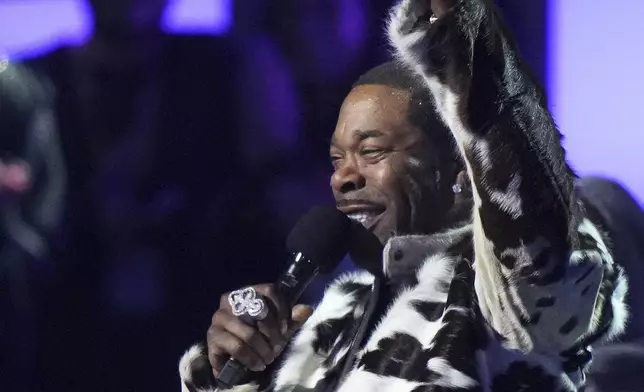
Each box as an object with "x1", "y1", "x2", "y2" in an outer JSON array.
[
  {"x1": 367, "y1": 161, "x2": 397, "y2": 198},
  {"x1": 375, "y1": 159, "x2": 412, "y2": 216}
]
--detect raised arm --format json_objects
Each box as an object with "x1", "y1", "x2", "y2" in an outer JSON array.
[{"x1": 387, "y1": 0, "x2": 628, "y2": 358}]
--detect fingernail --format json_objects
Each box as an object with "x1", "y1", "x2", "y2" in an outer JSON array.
[
  {"x1": 273, "y1": 344, "x2": 283, "y2": 354},
  {"x1": 281, "y1": 321, "x2": 288, "y2": 335}
]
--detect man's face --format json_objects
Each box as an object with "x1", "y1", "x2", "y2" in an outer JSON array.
[{"x1": 330, "y1": 85, "x2": 451, "y2": 244}]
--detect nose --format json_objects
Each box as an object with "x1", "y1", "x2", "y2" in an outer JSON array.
[{"x1": 331, "y1": 157, "x2": 366, "y2": 194}]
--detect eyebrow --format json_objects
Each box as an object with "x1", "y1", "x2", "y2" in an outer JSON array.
[
  {"x1": 330, "y1": 129, "x2": 385, "y2": 149},
  {"x1": 354, "y1": 129, "x2": 385, "y2": 141}
]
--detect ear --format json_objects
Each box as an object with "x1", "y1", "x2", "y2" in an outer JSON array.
[
  {"x1": 443, "y1": 169, "x2": 472, "y2": 224},
  {"x1": 455, "y1": 170, "x2": 469, "y2": 189}
]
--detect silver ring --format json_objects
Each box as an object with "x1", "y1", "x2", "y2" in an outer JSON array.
[{"x1": 228, "y1": 287, "x2": 268, "y2": 320}]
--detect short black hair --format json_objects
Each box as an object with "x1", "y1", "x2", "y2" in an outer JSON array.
[{"x1": 352, "y1": 61, "x2": 460, "y2": 170}]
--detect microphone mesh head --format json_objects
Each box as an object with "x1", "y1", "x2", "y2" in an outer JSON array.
[{"x1": 286, "y1": 206, "x2": 352, "y2": 273}]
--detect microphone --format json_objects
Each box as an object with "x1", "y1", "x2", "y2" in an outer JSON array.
[{"x1": 216, "y1": 206, "x2": 352, "y2": 389}]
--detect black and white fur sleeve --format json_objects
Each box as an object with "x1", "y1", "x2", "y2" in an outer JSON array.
[{"x1": 387, "y1": 0, "x2": 628, "y2": 355}]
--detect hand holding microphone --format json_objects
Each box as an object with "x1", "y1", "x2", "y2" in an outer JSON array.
[
  {"x1": 207, "y1": 283, "x2": 314, "y2": 375},
  {"x1": 208, "y1": 206, "x2": 353, "y2": 389}
]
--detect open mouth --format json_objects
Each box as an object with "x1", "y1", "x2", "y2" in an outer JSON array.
[{"x1": 337, "y1": 203, "x2": 386, "y2": 230}]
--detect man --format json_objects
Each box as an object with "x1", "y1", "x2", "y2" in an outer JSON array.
[
  {"x1": 0, "y1": 62, "x2": 66, "y2": 392},
  {"x1": 179, "y1": 0, "x2": 635, "y2": 391}
]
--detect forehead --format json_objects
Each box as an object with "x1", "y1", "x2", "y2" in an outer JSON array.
[{"x1": 332, "y1": 84, "x2": 415, "y2": 144}]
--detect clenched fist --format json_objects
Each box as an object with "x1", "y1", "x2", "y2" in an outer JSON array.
[{"x1": 207, "y1": 284, "x2": 313, "y2": 376}]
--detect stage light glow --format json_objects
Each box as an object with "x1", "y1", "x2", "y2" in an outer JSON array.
[
  {"x1": 547, "y1": 0, "x2": 644, "y2": 200},
  {"x1": 0, "y1": 0, "x2": 231, "y2": 60}
]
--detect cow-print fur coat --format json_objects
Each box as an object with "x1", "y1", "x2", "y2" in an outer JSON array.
[{"x1": 179, "y1": 0, "x2": 629, "y2": 391}]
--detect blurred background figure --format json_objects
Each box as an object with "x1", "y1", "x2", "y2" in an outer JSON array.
[
  {"x1": 585, "y1": 341, "x2": 644, "y2": 392},
  {"x1": 19, "y1": 0, "x2": 279, "y2": 391},
  {"x1": 0, "y1": 0, "x2": 642, "y2": 391},
  {"x1": 0, "y1": 61, "x2": 66, "y2": 392},
  {"x1": 22, "y1": 0, "x2": 272, "y2": 390},
  {"x1": 578, "y1": 177, "x2": 644, "y2": 391}
]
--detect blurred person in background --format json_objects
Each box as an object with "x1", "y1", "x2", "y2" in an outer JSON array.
[
  {"x1": 22, "y1": 0, "x2": 283, "y2": 390},
  {"x1": 0, "y1": 61, "x2": 66, "y2": 392},
  {"x1": 585, "y1": 341, "x2": 644, "y2": 392},
  {"x1": 579, "y1": 178, "x2": 644, "y2": 391}
]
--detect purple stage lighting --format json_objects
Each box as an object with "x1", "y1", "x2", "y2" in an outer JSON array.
[
  {"x1": 547, "y1": 0, "x2": 644, "y2": 200},
  {"x1": 0, "y1": 0, "x2": 231, "y2": 60}
]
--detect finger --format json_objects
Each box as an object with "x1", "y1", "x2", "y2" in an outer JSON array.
[
  {"x1": 219, "y1": 291, "x2": 233, "y2": 311},
  {"x1": 214, "y1": 311, "x2": 275, "y2": 366},
  {"x1": 220, "y1": 288, "x2": 284, "y2": 349},
  {"x1": 209, "y1": 327, "x2": 267, "y2": 372},
  {"x1": 254, "y1": 285, "x2": 290, "y2": 334},
  {"x1": 207, "y1": 323, "x2": 236, "y2": 377},
  {"x1": 255, "y1": 308, "x2": 288, "y2": 354},
  {"x1": 206, "y1": 326, "x2": 227, "y2": 376},
  {"x1": 287, "y1": 305, "x2": 314, "y2": 336}
]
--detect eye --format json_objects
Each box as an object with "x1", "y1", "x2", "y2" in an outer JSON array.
[{"x1": 359, "y1": 147, "x2": 384, "y2": 157}]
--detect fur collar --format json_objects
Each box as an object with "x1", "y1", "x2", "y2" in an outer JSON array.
[{"x1": 273, "y1": 227, "x2": 477, "y2": 392}]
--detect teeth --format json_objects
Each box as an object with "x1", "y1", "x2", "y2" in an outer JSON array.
[{"x1": 348, "y1": 213, "x2": 373, "y2": 225}]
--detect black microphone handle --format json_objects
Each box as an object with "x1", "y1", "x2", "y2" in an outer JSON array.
[{"x1": 216, "y1": 253, "x2": 320, "y2": 389}]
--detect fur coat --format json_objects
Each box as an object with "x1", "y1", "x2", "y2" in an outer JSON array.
[
  {"x1": 180, "y1": 221, "x2": 626, "y2": 392},
  {"x1": 179, "y1": 0, "x2": 629, "y2": 390}
]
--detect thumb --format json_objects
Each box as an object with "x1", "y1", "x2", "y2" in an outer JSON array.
[{"x1": 287, "y1": 304, "x2": 314, "y2": 336}]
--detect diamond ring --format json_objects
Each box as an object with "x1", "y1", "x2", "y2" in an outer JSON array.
[{"x1": 227, "y1": 287, "x2": 268, "y2": 320}]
